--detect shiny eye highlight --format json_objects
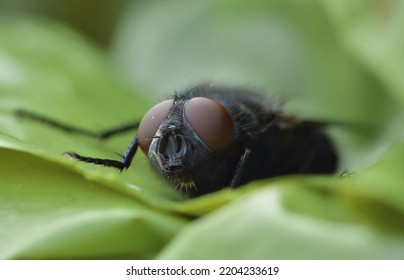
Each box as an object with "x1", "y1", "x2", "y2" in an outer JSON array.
[
  {"x1": 137, "y1": 100, "x2": 173, "y2": 154},
  {"x1": 185, "y1": 97, "x2": 234, "y2": 152}
]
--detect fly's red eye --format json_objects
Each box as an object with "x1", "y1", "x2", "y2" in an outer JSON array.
[
  {"x1": 185, "y1": 97, "x2": 234, "y2": 152},
  {"x1": 138, "y1": 100, "x2": 173, "y2": 154}
]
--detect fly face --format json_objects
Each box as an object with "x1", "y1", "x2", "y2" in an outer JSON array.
[
  {"x1": 150, "y1": 129, "x2": 196, "y2": 190},
  {"x1": 137, "y1": 95, "x2": 235, "y2": 194}
]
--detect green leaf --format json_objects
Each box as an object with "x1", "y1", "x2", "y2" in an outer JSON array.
[
  {"x1": 0, "y1": 147, "x2": 186, "y2": 259},
  {"x1": 158, "y1": 183, "x2": 404, "y2": 260}
]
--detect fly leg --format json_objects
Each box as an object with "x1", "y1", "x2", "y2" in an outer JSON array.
[
  {"x1": 15, "y1": 109, "x2": 140, "y2": 170},
  {"x1": 15, "y1": 109, "x2": 139, "y2": 139},
  {"x1": 229, "y1": 146, "x2": 252, "y2": 188},
  {"x1": 65, "y1": 137, "x2": 139, "y2": 171}
]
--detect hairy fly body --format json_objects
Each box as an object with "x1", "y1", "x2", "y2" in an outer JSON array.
[{"x1": 16, "y1": 85, "x2": 338, "y2": 197}]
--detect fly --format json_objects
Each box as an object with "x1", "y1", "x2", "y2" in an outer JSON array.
[{"x1": 16, "y1": 84, "x2": 338, "y2": 197}]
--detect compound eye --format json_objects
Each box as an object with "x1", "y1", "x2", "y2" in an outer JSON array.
[
  {"x1": 185, "y1": 97, "x2": 234, "y2": 152},
  {"x1": 138, "y1": 100, "x2": 173, "y2": 154}
]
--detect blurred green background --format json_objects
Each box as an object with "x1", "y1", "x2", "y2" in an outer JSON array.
[{"x1": 1, "y1": 0, "x2": 404, "y2": 259}]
